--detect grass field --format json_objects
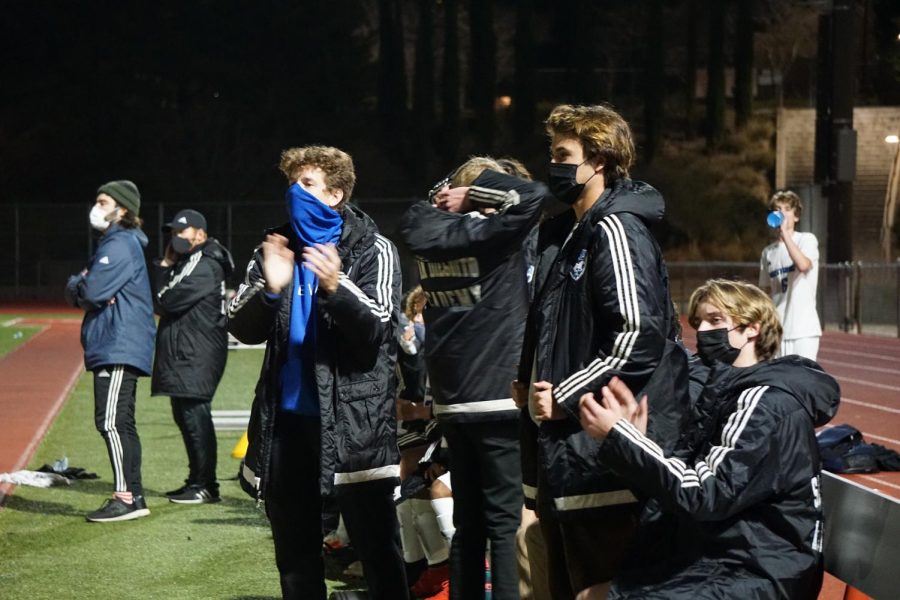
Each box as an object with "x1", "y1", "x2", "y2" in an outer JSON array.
[
  {"x1": 0, "y1": 347, "x2": 362, "y2": 599},
  {"x1": 0, "y1": 323, "x2": 43, "y2": 358}
]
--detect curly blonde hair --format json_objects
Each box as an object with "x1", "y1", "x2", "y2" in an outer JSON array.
[
  {"x1": 545, "y1": 104, "x2": 635, "y2": 182},
  {"x1": 279, "y1": 146, "x2": 356, "y2": 207},
  {"x1": 688, "y1": 279, "x2": 782, "y2": 361},
  {"x1": 404, "y1": 285, "x2": 426, "y2": 320}
]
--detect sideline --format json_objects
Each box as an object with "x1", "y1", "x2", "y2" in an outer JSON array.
[{"x1": 0, "y1": 320, "x2": 83, "y2": 506}]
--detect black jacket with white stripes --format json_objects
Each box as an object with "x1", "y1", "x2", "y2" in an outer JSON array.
[
  {"x1": 400, "y1": 169, "x2": 547, "y2": 423},
  {"x1": 227, "y1": 206, "x2": 402, "y2": 501},
  {"x1": 517, "y1": 177, "x2": 689, "y2": 517},
  {"x1": 151, "y1": 238, "x2": 234, "y2": 400},
  {"x1": 606, "y1": 357, "x2": 840, "y2": 600}
]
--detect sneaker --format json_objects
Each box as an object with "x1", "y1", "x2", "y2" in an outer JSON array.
[
  {"x1": 424, "y1": 580, "x2": 449, "y2": 600},
  {"x1": 86, "y1": 497, "x2": 150, "y2": 522},
  {"x1": 168, "y1": 485, "x2": 221, "y2": 504},
  {"x1": 164, "y1": 484, "x2": 188, "y2": 497},
  {"x1": 411, "y1": 563, "x2": 449, "y2": 598}
]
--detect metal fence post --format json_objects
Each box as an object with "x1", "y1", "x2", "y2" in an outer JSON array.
[
  {"x1": 158, "y1": 202, "x2": 165, "y2": 257},
  {"x1": 14, "y1": 204, "x2": 20, "y2": 298}
]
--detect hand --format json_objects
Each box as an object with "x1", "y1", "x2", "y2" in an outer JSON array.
[
  {"x1": 434, "y1": 185, "x2": 472, "y2": 213},
  {"x1": 424, "y1": 462, "x2": 446, "y2": 482},
  {"x1": 402, "y1": 322, "x2": 416, "y2": 342},
  {"x1": 531, "y1": 380, "x2": 564, "y2": 421},
  {"x1": 302, "y1": 243, "x2": 341, "y2": 294},
  {"x1": 396, "y1": 398, "x2": 432, "y2": 421},
  {"x1": 578, "y1": 377, "x2": 649, "y2": 440},
  {"x1": 160, "y1": 242, "x2": 178, "y2": 267},
  {"x1": 511, "y1": 380, "x2": 528, "y2": 408},
  {"x1": 261, "y1": 233, "x2": 295, "y2": 294}
]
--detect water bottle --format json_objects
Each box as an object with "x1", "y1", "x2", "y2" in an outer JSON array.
[{"x1": 766, "y1": 210, "x2": 784, "y2": 228}]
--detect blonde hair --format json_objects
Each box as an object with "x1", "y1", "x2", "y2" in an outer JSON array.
[
  {"x1": 769, "y1": 190, "x2": 803, "y2": 220},
  {"x1": 279, "y1": 146, "x2": 356, "y2": 207},
  {"x1": 451, "y1": 156, "x2": 502, "y2": 187},
  {"x1": 404, "y1": 285, "x2": 426, "y2": 320},
  {"x1": 496, "y1": 157, "x2": 533, "y2": 181},
  {"x1": 545, "y1": 104, "x2": 635, "y2": 182},
  {"x1": 688, "y1": 279, "x2": 782, "y2": 361}
]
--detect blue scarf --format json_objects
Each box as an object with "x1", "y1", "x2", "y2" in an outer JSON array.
[{"x1": 280, "y1": 183, "x2": 343, "y2": 415}]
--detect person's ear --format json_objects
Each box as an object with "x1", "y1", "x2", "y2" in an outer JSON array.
[{"x1": 744, "y1": 322, "x2": 761, "y2": 341}]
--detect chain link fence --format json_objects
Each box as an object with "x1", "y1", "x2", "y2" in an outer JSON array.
[{"x1": 3, "y1": 203, "x2": 899, "y2": 337}]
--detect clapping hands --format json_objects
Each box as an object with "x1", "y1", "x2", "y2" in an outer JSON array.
[{"x1": 579, "y1": 376, "x2": 648, "y2": 441}]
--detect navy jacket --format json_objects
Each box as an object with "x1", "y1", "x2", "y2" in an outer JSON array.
[{"x1": 65, "y1": 224, "x2": 156, "y2": 375}]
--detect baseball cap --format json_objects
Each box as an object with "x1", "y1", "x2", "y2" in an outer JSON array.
[{"x1": 163, "y1": 209, "x2": 207, "y2": 232}]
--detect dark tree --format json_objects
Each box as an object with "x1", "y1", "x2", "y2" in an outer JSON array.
[
  {"x1": 469, "y1": 0, "x2": 496, "y2": 150},
  {"x1": 685, "y1": 0, "x2": 700, "y2": 136},
  {"x1": 513, "y1": 0, "x2": 536, "y2": 148},
  {"x1": 644, "y1": 0, "x2": 664, "y2": 162},
  {"x1": 441, "y1": 0, "x2": 461, "y2": 162},
  {"x1": 734, "y1": 0, "x2": 755, "y2": 129},
  {"x1": 572, "y1": 0, "x2": 595, "y2": 103},
  {"x1": 706, "y1": 0, "x2": 726, "y2": 148},
  {"x1": 377, "y1": 0, "x2": 408, "y2": 130},
  {"x1": 412, "y1": 0, "x2": 436, "y2": 181}
]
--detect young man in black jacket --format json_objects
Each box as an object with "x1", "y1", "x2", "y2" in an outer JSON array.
[
  {"x1": 401, "y1": 156, "x2": 547, "y2": 600},
  {"x1": 228, "y1": 146, "x2": 407, "y2": 600},
  {"x1": 579, "y1": 279, "x2": 839, "y2": 599},
  {"x1": 151, "y1": 209, "x2": 234, "y2": 504},
  {"x1": 513, "y1": 105, "x2": 689, "y2": 598}
]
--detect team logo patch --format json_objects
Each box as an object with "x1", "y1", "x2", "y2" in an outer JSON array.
[{"x1": 570, "y1": 249, "x2": 587, "y2": 281}]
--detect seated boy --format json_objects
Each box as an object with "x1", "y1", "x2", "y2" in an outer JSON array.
[{"x1": 578, "y1": 279, "x2": 840, "y2": 600}]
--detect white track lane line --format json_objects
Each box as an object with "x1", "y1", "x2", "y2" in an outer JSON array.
[
  {"x1": 841, "y1": 397, "x2": 900, "y2": 415},
  {"x1": 856, "y1": 475, "x2": 900, "y2": 493},
  {"x1": 833, "y1": 375, "x2": 900, "y2": 393},
  {"x1": 819, "y1": 359, "x2": 900, "y2": 376},
  {"x1": 820, "y1": 347, "x2": 900, "y2": 364}
]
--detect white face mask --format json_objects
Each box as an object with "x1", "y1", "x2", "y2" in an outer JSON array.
[{"x1": 89, "y1": 205, "x2": 116, "y2": 231}]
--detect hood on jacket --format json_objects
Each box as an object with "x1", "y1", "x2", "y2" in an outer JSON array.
[
  {"x1": 593, "y1": 178, "x2": 666, "y2": 226},
  {"x1": 106, "y1": 223, "x2": 149, "y2": 248},
  {"x1": 200, "y1": 238, "x2": 235, "y2": 277},
  {"x1": 711, "y1": 356, "x2": 841, "y2": 428}
]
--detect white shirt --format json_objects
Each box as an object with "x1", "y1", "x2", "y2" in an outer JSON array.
[{"x1": 759, "y1": 231, "x2": 822, "y2": 340}]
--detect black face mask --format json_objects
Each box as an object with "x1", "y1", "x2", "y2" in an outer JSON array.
[
  {"x1": 696, "y1": 327, "x2": 741, "y2": 366},
  {"x1": 548, "y1": 161, "x2": 596, "y2": 205},
  {"x1": 170, "y1": 236, "x2": 193, "y2": 255}
]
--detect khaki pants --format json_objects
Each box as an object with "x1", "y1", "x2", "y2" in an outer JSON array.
[{"x1": 516, "y1": 507, "x2": 551, "y2": 600}]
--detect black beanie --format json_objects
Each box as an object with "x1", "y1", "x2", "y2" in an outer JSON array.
[{"x1": 97, "y1": 180, "x2": 141, "y2": 216}]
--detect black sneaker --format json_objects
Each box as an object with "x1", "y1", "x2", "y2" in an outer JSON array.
[
  {"x1": 86, "y1": 497, "x2": 151, "y2": 522},
  {"x1": 164, "y1": 484, "x2": 188, "y2": 497},
  {"x1": 168, "y1": 485, "x2": 221, "y2": 504}
]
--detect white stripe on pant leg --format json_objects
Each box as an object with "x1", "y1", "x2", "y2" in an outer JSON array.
[{"x1": 105, "y1": 366, "x2": 127, "y2": 493}]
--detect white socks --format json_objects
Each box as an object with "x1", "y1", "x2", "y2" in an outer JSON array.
[{"x1": 430, "y1": 496, "x2": 456, "y2": 543}]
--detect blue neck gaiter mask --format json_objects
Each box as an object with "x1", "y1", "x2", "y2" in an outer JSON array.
[{"x1": 280, "y1": 183, "x2": 343, "y2": 415}]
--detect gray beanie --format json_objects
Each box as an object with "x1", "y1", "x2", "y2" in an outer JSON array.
[{"x1": 97, "y1": 180, "x2": 141, "y2": 216}]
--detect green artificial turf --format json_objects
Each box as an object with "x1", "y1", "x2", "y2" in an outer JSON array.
[
  {"x1": 0, "y1": 323, "x2": 42, "y2": 358},
  {"x1": 0, "y1": 348, "x2": 364, "y2": 599}
]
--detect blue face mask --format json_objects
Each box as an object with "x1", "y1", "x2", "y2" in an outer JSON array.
[{"x1": 286, "y1": 183, "x2": 343, "y2": 247}]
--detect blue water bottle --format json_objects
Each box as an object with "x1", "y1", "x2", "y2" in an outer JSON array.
[{"x1": 766, "y1": 210, "x2": 784, "y2": 228}]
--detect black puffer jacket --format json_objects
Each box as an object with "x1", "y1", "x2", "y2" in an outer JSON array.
[
  {"x1": 517, "y1": 178, "x2": 689, "y2": 517},
  {"x1": 151, "y1": 238, "x2": 234, "y2": 400},
  {"x1": 227, "y1": 206, "x2": 402, "y2": 500},
  {"x1": 401, "y1": 169, "x2": 546, "y2": 423},
  {"x1": 605, "y1": 357, "x2": 840, "y2": 600}
]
